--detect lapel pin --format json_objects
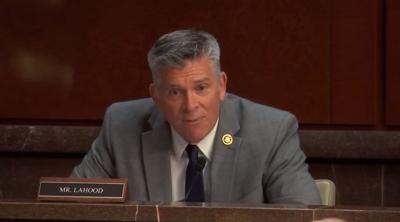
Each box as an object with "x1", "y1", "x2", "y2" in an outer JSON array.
[{"x1": 222, "y1": 134, "x2": 233, "y2": 146}]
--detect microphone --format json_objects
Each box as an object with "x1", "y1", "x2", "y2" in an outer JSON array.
[{"x1": 180, "y1": 156, "x2": 207, "y2": 202}]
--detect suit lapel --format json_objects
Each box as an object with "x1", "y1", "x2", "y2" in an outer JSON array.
[
  {"x1": 210, "y1": 97, "x2": 242, "y2": 202},
  {"x1": 142, "y1": 110, "x2": 172, "y2": 202}
]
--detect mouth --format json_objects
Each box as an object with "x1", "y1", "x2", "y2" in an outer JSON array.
[{"x1": 182, "y1": 117, "x2": 204, "y2": 125}]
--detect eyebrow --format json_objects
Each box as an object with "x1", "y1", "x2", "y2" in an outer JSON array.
[
  {"x1": 163, "y1": 77, "x2": 212, "y2": 88},
  {"x1": 192, "y1": 77, "x2": 211, "y2": 84}
]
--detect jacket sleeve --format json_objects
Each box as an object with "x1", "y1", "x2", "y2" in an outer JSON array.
[
  {"x1": 263, "y1": 113, "x2": 321, "y2": 205},
  {"x1": 70, "y1": 107, "x2": 116, "y2": 178}
]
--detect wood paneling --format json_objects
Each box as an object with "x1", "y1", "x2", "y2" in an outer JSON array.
[
  {"x1": 385, "y1": 0, "x2": 400, "y2": 126},
  {"x1": 0, "y1": 1, "x2": 152, "y2": 120},
  {"x1": 0, "y1": 0, "x2": 394, "y2": 127},
  {"x1": 330, "y1": 0, "x2": 380, "y2": 125},
  {"x1": 0, "y1": 0, "x2": 330, "y2": 123},
  {"x1": 220, "y1": 0, "x2": 331, "y2": 124}
]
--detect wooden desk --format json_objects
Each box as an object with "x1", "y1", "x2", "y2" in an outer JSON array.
[
  {"x1": 1, "y1": 200, "x2": 400, "y2": 222},
  {"x1": 2, "y1": 125, "x2": 400, "y2": 206}
]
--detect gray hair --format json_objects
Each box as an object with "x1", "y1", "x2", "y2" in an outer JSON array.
[{"x1": 147, "y1": 29, "x2": 221, "y2": 84}]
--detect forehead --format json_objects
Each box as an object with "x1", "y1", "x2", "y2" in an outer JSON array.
[{"x1": 160, "y1": 57, "x2": 216, "y2": 82}]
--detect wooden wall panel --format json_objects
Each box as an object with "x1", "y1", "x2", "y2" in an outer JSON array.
[
  {"x1": 330, "y1": 0, "x2": 380, "y2": 125},
  {"x1": 220, "y1": 0, "x2": 331, "y2": 124},
  {"x1": 0, "y1": 0, "x2": 330, "y2": 124},
  {"x1": 385, "y1": 0, "x2": 400, "y2": 126},
  {"x1": 0, "y1": 0, "x2": 392, "y2": 127},
  {"x1": 0, "y1": 1, "x2": 153, "y2": 120}
]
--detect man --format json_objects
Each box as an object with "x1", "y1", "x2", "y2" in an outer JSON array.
[{"x1": 71, "y1": 29, "x2": 321, "y2": 205}]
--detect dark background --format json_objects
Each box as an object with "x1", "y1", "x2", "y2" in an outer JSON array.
[{"x1": 0, "y1": 0, "x2": 399, "y2": 128}]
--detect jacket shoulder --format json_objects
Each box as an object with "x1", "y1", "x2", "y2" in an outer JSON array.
[
  {"x1": 104, "y1": 98, "x2": 156, "y2": 124},
  {"x1": 107, "y1": 98, "x2": 154, "y2": 113},
  {"x1": 225, "y1": 94, "x2": 295, "y2": 121}
]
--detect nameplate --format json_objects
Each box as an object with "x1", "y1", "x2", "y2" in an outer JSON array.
[{"x1": 38, "y1": 177, "x2": 128, "y2": 202}]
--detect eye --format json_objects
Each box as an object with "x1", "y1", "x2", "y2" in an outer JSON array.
[
  {"x1": 167, "y1": 88, "x2": 181, "y2": 97},
  {"x1": 195, "y1": 84, "x2": 208, "y2": 93}
]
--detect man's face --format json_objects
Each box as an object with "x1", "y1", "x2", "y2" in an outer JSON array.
[{"x1": 150, "y1": 56, "x2": 227, "y2": 143}]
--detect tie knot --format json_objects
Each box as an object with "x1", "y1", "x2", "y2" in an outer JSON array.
[{"x1": 186, "y1": 144, "x2": 199, "y2": 161}]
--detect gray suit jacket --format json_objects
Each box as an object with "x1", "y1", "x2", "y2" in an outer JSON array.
[{"x1": 71, "y1": 94, "x2": 321, "y2": 205}]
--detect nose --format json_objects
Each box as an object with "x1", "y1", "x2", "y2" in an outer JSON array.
[{"x1": 183, "y1": 91, "x2": 198, "y2": 112}]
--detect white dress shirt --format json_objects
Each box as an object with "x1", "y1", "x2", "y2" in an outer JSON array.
[{"x1": 170, "y1": 120, "x2": 218, "y2": 202}]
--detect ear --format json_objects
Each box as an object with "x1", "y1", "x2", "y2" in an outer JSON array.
[
  {"x1": 149, "y1": 83, "x2": 159, "y2": 105},
  {"x1": 218, "y1": 72, "x2": 227, "y2": 101}
]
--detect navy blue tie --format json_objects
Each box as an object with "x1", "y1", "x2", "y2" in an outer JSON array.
[{"x1": 185, "y1": 144, "x2": 205, "y2": 202}]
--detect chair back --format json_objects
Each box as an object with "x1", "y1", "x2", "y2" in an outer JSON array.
[{"x1": 315, "y1": 179, "x2": 336, "y2": 206}]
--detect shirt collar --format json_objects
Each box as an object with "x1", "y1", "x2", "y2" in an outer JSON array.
[{"x1": 171, "y1": 119, "x2": 219, "y2": 160}]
